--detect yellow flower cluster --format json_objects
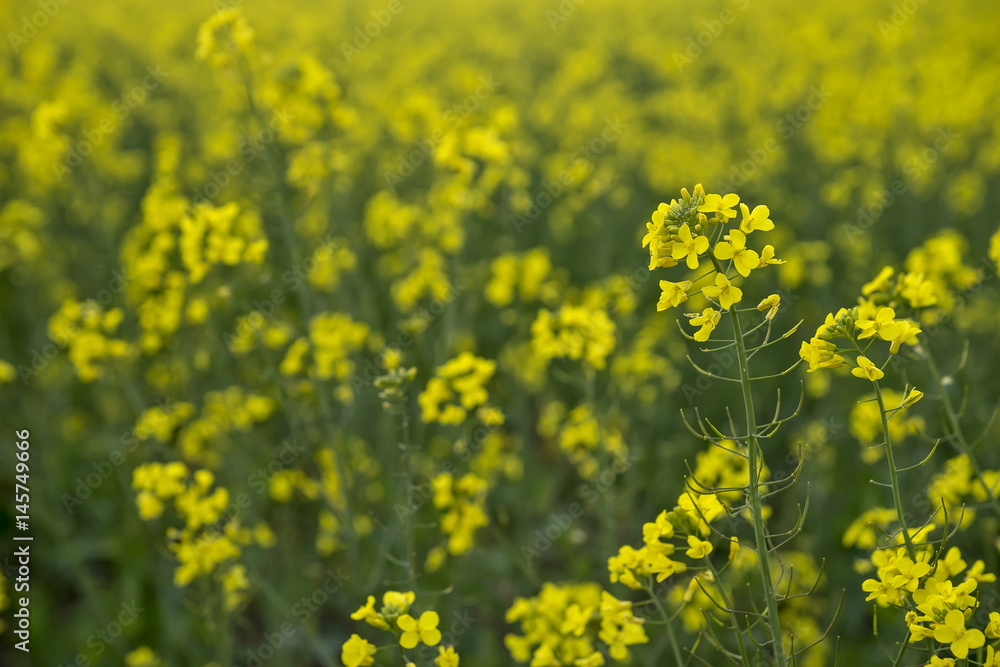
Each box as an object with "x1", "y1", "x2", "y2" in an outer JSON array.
[
  {"x1": 430, "y1": 472, "x2": 489, "y2": 559},
  {"x1": 175, "y1": 387, "x2": 276, "y2": 465},
  {"x1": 643, "y1": 185, "x2": 783, "y2": 346},
  {"x1": 179, "y1": 202, "x2": 269, "y2": 284},
  {"x1": 926, "y1": 455, "x2": 1000, "y2": 529},
  {"x1": 346, "y1": 591, "x2": 459, "y2": 666},
  {"x1": 46, "y1": 299, "x2": 131, "y2": 382},
  {"x1": 134, "y1": 401, "x2": 196, "y2": 443},
  {"x1": 530, "y1": 305, "x2": 616, "y2": 370},
  {"x1": 194, "y1": 8, "x2": 255, "y2": 69},
  {"x1": 304, "y1": 312, "x2": 370, "y2": 386},
  {"x1": 485, "y1": 248, "x2": 561, "y2": 308},
  {"x1": 862, "y1": 546, "x2": 997, "y2": 660},
  {"x1": 132, "y1": 462, "x2": 269, "y2": 609},
  {"x1": 538, "y1": 402, "x2": 628, "y2": 480},
  {"x1": 799, "y1": 304, "x2": 921, "y2": 378},
  {"x1": 418, "y1": 352, "x2": 496, "y2": 424},
  {"x1": 504, "y1": 582, "x2": 648, "y2": 665}
]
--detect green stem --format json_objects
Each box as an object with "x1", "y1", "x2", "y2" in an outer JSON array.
[
  {"x1": 873, "y1": 380, "x2": 917, "y2": 560},
  {"x1": 847, "y1": 337, "x2": 916, "y2": 560},
  {"x1": 398, "y1": 395, "x2": 418, "y2": 593},
  {"x1": 923, "y1": 345, "x2": 1000, "y2": 517},
  {"x1": 729, "y1": 304, "x2": 786, "y2": 667},
  {"x1": 705, "y1": 559, "x2": 751, "y2": 666},
  {"x1": 235, "y1": 56, "x2": 361, "y2": 581},
  {"x1": 647, "y1": 582, "x2": 685, "y2": 667}
]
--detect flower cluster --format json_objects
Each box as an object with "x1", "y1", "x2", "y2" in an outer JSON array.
[
  {"x1": 504, "y1": 582, "x2": 648, "y2": 665},
  {"x1": 861, "y1": 545, "x2": 998, "y2": 661},
  {"x1": 530, "y1": 305, "x2": 617, "y2": 370},
  {"x1": 132, "y1": 462, "x2": 271, "y2": 609},
  {"x1": 418, "y1": 352, "x2": 496, "y2": 424},
  {"x1": 345, "y1": 591, "x2": 459, "y2": 666},
  {"x1": 643, "y1": 185, "x2": 783, "y2": 342}
]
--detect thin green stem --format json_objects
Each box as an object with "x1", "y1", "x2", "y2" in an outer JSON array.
[
  {"x1": 923, "y1": 345, "x2": 1000, "y2": 517},
  {"x1": 705, "y1": 558, "x2": 751, "y2": 666},
  {"x1": 847, "y1": 338, "x2": 917, "y2": 559},
  {"x1": 647, "y1": 583, "x2": 685, "y2": 667},
  {"x1": 398, "y1": 395, "x2": 419, "y2": 593},
  {"x1": 729, "y1": 303, "x2": 786, "y2": 667},
  {"x1": 235, "y1": 55, "x2": 361, "y2": 580},
  {"x1": 873, "y1": 381, "x2": 916, "y2": 560}
]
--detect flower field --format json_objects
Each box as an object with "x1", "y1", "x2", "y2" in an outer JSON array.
[{"x1": 3, "y1": 0, "x2": 1000, "y2": 665}]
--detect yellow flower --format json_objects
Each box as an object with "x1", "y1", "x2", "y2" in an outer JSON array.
[
  {"x1": 398, "y1": 611, "x2": 442, "y2": 649},
  {"x1": 435, "y1": 646, "x2": 460, "y2": 667},
  {"x1": 756, "y1": 244, "x2": 785, "y2": 267},
  {"x1": 862, "y1": 266, "x2": 895, "y2": 296},
  {"x1": 574, "y1": 653, "x2": 605, "y2": 667},
  {"x1": 698, "y1": 193, "x2": 740, "y2": 221},
  {"x1": 986, "y1": 611, "x2": 1000, "y2": 639},
  {"x1": 672, "y1": 224, "x2": 710, "y2": 270},
  {"x1": 799, "y1": 337, "x2": 844, "y2": 372},
  {"x1": 985, "y1": 646, "x2": 1000, "y2": 667},
  {"x1": 728, "y1": 537, "x2": 741, "y2": 561},
  {"x1": 689, "y1": 308, "x2": 721, "y2": 342},
  {"x1": 900, "y1": 387, "x2": 923, "y2": 409},
  {"x1": 889, "y1": 320, "x2": 921, "y2": 354},
  {"x1": 738, "y1": 203, "x2": 773, "y2": 234},
  {"x1": 702, "y1": 273, "x2": 743, "y2": 310},
  {"x1": 714, "y1": 229, "x2": 759, "y2": 277},
  {"x1": 857, "y1": 307, "x2": 902, "y2": 341},
  {"x1": 932, "y1": 608, "x2": 984, "y2": 659},
  {"x1": 341, "y1": 634, "x2": 377, "y2": 667},
  {"x1": 657, "y1": 280, "x2": 692, "y2": 311},
  {"x1": 851, "y1": 355, "x2": 884, "y2": 381},
  {"x1": 351, "y1": 596, "x2": 390, "y2": 630},
  {"x1": 125, "y1": 646, "x2": 160, "y2": 667},
  {"x1": 0, "y1": 359, "x2": 15, "y2": 383},
  {"x1": 757, "y1": 294, "x2": 780, "y2": 320},
  {"x1": 559, "y1": 604, "x2": 595, "y2": 636},
  {"x1": 685, "y1": 536, "x2": 713, "y2": 559}
]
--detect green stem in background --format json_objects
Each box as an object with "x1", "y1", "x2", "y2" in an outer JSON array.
[
  {"x1": 398, "y1": 395, "x2": 419, "y2": 594},
  {"x1": 923, "y1": 345, "x2": 1000, "y2": 517},
  {"x1": 234, "y1": 56, "x2": 361, "y2": 582},
  {"x1": 647, "y1": 582, "x2": 685, "y2": 667},
  {"x1": 705, "y1": 559, "x2": 751, "y2": 666},
  {"x1": 217, "y1": 594, "x2": 231, "y2": 667},
  {"x1": 256, "y1": 579, "x2": 338, "y2": 667},
  {"x1": 729, "y1": 304, "x2": 787, "y2": 667}
]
